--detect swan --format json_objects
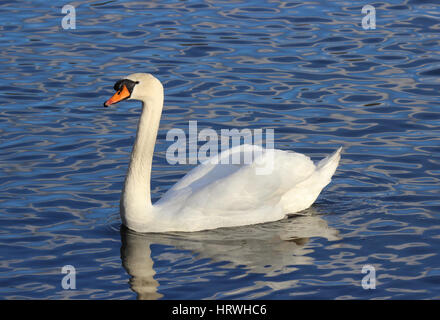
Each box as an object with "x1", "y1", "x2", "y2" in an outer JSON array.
[{"x1": 104, "y1": 73, "x2": 342, "y2": 233}]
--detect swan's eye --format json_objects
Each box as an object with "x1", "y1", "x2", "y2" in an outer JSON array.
[
  {"x1": 113, "y1": 80, "x2": 123, "y2": 91},
  {"x1": 113, "y1": 79, "x2": 138, "y2": 93}
]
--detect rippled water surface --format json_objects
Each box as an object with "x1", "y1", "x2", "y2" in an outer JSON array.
[{"x1": 1, "y1": 0, "x2": 440, "y2": 299}]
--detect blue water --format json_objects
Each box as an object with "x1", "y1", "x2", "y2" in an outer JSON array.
[{"x1": 1, "y1": 0, "x2": 440, "y2": 299}]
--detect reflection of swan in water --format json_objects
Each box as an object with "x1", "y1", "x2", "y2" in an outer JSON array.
[
  {"x1": 120, "y1": 208, "x2": 339, "y2": 299},
  {"x1": 120, "y1": 228, "x2": 163, "y2": 300}
]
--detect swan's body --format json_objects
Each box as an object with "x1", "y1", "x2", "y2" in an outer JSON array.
[{"x1": 104, "y1": 73, "x2": 341, "y2": 233}]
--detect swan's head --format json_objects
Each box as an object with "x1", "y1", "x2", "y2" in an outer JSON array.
[{"x1": 104, "y1": 73, "x2": 163, "y2": 107}]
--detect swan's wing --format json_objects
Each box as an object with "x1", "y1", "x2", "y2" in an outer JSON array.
[
  {"x1": 161, "y1": 144, "x2": 263, "y2": 194},
  {"x1": 157, "y1": 144, "x2": 316, "y2": 215}
]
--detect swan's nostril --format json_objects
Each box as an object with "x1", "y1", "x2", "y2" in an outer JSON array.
[{"x1": 104, "y1": 85, "x2": 130, "y2": 106}]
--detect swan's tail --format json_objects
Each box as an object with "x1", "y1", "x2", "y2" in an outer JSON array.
[{"x1": 316, "y1": 147, "x2": 342, "y2": 184}]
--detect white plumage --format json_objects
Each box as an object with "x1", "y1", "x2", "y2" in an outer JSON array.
[{"x1": 104, "y1": 73, "x2": 342, "y2": 233}]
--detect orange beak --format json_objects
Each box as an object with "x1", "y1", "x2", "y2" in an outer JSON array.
[{"x1": 104, "y1": 85, "x2": 131, "y2": 107}]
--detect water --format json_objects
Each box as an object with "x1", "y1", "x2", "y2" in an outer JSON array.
[{"x1": 0, "y1": 0, "x2": 440, "y2": 299}]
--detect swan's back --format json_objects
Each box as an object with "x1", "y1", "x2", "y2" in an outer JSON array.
[{"x1": 150, "y1": 145, "x2": 341, "y2": 232}]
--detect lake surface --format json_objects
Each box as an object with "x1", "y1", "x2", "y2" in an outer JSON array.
[{"x1": 1, "y1": 0, "x2": 440, "y2": 299}]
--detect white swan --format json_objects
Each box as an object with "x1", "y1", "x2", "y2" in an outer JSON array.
[{"x1": 104, "y1": 73, "x2": 342, "y2": 233}]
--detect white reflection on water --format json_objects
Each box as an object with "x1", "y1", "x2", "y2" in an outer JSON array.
[{"x1": 120, "y1": 208, "x2": 339, "y2": 299}]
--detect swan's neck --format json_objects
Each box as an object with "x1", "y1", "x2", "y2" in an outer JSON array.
[{"x1": 121, "y1": 95, "x2": 163, "y2": 225}]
